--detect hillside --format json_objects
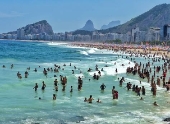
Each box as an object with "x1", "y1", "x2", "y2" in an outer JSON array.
[
  {"x1": 7, "y1": 20, "x2": 54, "y2": 35},
  {"x1": 99, "y1": 3, "x2": 170, "y2": 34}
]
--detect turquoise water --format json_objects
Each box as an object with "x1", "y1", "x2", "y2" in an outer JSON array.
[{"x1": 0, "y1": 40, "x2": 170, "y2": 124}]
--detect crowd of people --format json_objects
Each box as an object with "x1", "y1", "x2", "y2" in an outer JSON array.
[{"x1": 2, "y1": 43, "x2": 170, "y2": 107}]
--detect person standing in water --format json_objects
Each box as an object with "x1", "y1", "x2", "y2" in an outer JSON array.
[
  {"x1": 100, "y1": 83, "x2": 106, "y2": 91},
  {"x1": 88, "y1": 95, "x2": 94, "y2": 103},
  {"x1": 53, "y1": 94, "x2": 56, "y2": 100},
  {"x1": 33, "y1": 83, "x2": 38, "y2": 91},
  {"x1": 42, "y1": 81, "x2": 46, "y2": 90},
  {"x1": 115, "y1": 68, "x2": 118, "y2": 73},
  {"x1": 70, "y1": 86, "x2": 73, "y2": 93},
  {"x1": 112, "y1": 86, "x2": 115, "y2": 99}
]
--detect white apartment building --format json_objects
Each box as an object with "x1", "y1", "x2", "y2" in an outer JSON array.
[
  {"x1": 66, "y1": 34, "x2": 75, "y2": 41},
  {"x1": 131, "y1": 27, "x2": 139, "y2": 42},
  {"x1": 0, "y1": 34, "x2": 4, "y2": 39},
  {"x1": 147, "y1": 27, "x2": 160, "y2": 41},
  {"x1": 52, "y1": 33, "x2": 61, "y2": 41},
  {"x1": 25, "y1": 34, "x2": 33, "y2": 40},
  {"x1": 17, "y1": 28, "x2": 25, "y2": 40}
]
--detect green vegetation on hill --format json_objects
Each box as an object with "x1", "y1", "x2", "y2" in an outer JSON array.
[
  {"x1": 7, "y1": 20, "x2": 54, "y2": 35},
  {"x1": 99, "y1": 3, "x2": 170, "y2": 34},
  {"x1": 74, "y1": 3, "x2": 170, "y2": 35}
]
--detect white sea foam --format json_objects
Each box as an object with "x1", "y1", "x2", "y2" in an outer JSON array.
[
  {"x1": 65, "y1": 45, "x2": 88, "y2": 49},
  {"x1": 80, "y1": 51, "x2": 89, "y2": 55},
  {"x1": 87, "y1": 48, "x2": 96, "y2": 54},
  {"x1": 40, "y1": 62, "x2": 54, "y2": 67},
  {"x1": 88, "y1": 71, "x2": 105, "y2": 76},
  {"x1": 103, "y1": 58, "x2": 135, "y2": 76},
  {"x1": 74, "y1": 73, "x2": 84, "y2": 78},
  {"x1": 47, "y1": 42, "x2": 68, "y2": 46},
  {"x1": 56, "y1": 97, "x2": 72, "y2": 104}
]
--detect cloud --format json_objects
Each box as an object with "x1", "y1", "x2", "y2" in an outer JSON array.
[{"x1": 0, "y1": 11, "x2": 25, "y2": 18}]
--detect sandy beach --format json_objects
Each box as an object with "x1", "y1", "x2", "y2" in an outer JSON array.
[{"x1": 70, "y1": 42, "x2": 170, "y2": 58}]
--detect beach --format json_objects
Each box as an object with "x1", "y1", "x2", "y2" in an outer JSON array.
[{"x1": 0, "y1": 40, "x2": 170, "y2": 124}]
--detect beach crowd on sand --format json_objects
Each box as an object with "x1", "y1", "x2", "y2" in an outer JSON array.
[{"x1": 2, "y1": 42, "x2": 170, "y2": 107}]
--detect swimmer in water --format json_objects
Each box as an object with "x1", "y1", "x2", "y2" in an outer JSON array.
[
  {"x1": 153, "y1": 101, "x2": 158, "y2": 106},
  {"x1": 11, "y1": 64, "x2": 13, "y2": 69},
  {"x1": 140, "y1": 97, "x2": 143, "y2": 100},
  {"x1": 96, "y1": 98, "x2": 101, "y2": 103},
  {"x1": 84, "y1": 97, "x2": 87, "y2": 102},
  {"x1": 53, "y1": 94, "x2": 56, "y2": 100},
  {"x1": 100, "y1": 83, "x2": 106, "y2": 91},
  {"x1": 34, "y1": 68, "x2": 37, "y2": 72},
  {"x1": 33, "y1": 83, "x2": 38, "y2": 91},
  {"x1": 88, "y1": 95, "x2": 94, "y2": 103},
  {"x1": 70, "y1": 86, "x2": 73, "y2": 93}
]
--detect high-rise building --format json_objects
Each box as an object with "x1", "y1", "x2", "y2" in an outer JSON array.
[
  {"x1": 131, "y1": 27, "x2": 139, "y2": 42},
  {"x1": 17, "y1": 28, "x2": 25, "y2": 40},
  {"x1": 163, "y1": 24, "x2": 170, "y2": 40},
  {"x1": 20, "y1": 29, "x2": 25, "y2": 40},
  {"x1": 147, "y1": 27, "x2": 160, "y2": 41},
  {"x1": 17, "y1": 29, "x2": 21, "y2": 39}
]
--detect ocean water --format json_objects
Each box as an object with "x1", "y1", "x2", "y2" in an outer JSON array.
[{"x1": 0, "y1": 40, "x2": 170, "y2": 124}]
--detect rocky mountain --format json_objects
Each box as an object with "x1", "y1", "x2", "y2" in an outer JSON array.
[
  {"x1": 101, "y1": 20, "x2": 120, "y2": 30},
  {"x1": 7, "y1": 20, "x2": 54, "y2": 35},
  {"x1": 79, "y1": 20, "x2": 96, "y2": 31},
  {"x1": 99, "y1": 3, "x2": 170, "y2": 34}
]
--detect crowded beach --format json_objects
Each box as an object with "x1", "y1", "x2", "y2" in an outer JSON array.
[{"x1": 2, "y1": 42, "x2": 170, "y2": 107}]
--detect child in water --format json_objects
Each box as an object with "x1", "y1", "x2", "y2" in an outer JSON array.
[
  {"x1": 53, "y1": 94, "x2": 56, "y2": 100},
  {"x1": 153, "y1": 101, "x2": 158, "y2": 106},
  {"x1": 96, "y1": 98, "x2": 101, "y2": 103},
  {"x1": 84, "y1": 97, "x2": 87, "y2": 102}
]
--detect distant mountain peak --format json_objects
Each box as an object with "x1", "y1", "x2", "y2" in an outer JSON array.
[
  {"x1": 79, "y1": 20, "x2": 96, "y2": 31},
  {"x1": 86, "y1": 20, "x2": 93, "y2": 23},
  {"x1": 101, "y1": 20, "x2": 120, "y2": 30}
]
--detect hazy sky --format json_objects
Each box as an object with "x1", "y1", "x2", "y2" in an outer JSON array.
[{"x1": 0, "y1": 0, "x2": 169, "y2": 33}]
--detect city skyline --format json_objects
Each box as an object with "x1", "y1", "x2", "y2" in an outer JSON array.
[{"x1": 0, "y1": 0, "x2": 169, "y2": 33}]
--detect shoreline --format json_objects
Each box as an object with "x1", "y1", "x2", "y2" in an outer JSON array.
[
  {"x1": 1, "y1": 39, "x2": 170, "y2": 58},
  {"x1": 69, "y1": 42, "x2": 170, "y2": 58}
]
